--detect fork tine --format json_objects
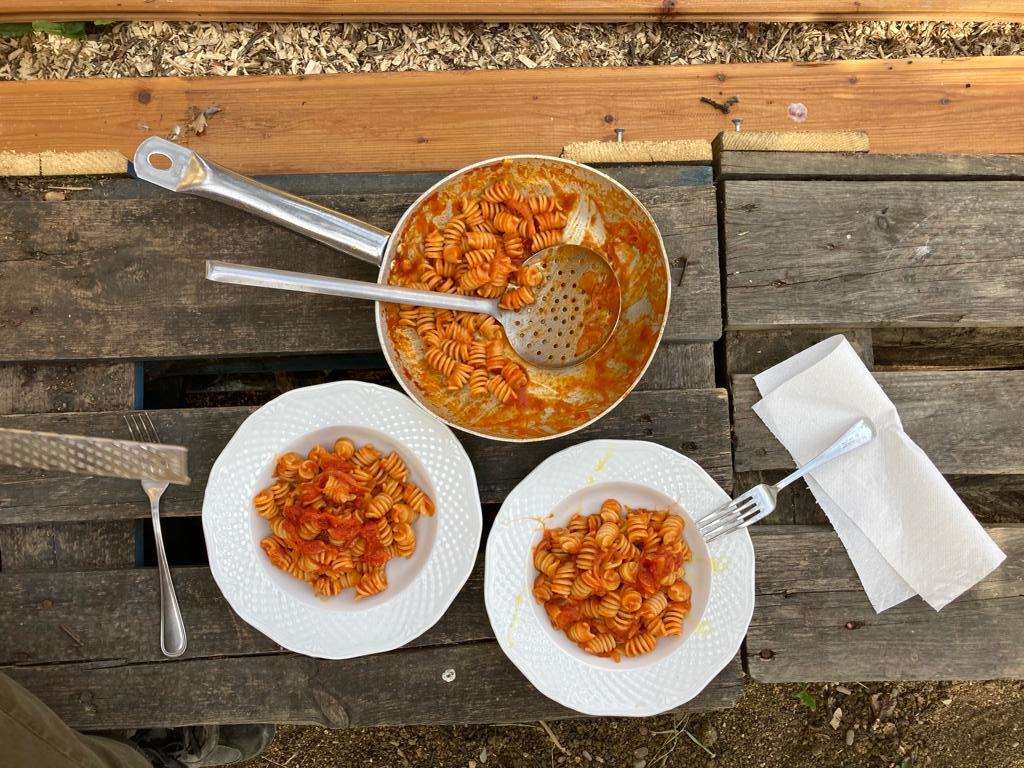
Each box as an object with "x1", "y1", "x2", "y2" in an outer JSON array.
[
  {"x1": 698, "y1": 497, "x2": 758, "y2": 533},
  {"x1": 700, "y1": 501, "x2": 763, "y2": 541},
  {"x1": 124, "y1": 412, "x2": 140, "y2": 442},
  {"x1": 695, "y1": 495, "x2": 754, "y2": 528},
  {"x1": 142, "y1": 411, "x2": 161, "y2": 444},
  {"x1": 703, "y1": 502, "x2": 773, "y2": 543}
]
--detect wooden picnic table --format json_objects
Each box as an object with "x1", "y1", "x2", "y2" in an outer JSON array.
[{"x1": 0, "y1": 150, "x2": 1021, "y2": 729}]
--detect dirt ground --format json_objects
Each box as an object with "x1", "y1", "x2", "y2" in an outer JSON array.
[
  {"x1": 241, "y1": 681, "x2": 1024, "y2": 768},
  {"x1": 2, "y1": 21, "x2": 1023, "y2": 80}
]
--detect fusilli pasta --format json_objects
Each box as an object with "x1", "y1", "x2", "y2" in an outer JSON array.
[
  {"x1": 256, "y1": 439, "x2": 435, "y2": 599},
  {"x1": 531, "y1": 499, "x2": 692, "y2": 661},
  {"x1": 392, "y1": 179, "x2": 566, "y2": 406}
]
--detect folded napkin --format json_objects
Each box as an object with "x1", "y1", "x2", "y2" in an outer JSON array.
[{"x1": 752, "y1": 335, "x2": 1005, "y2": 612}]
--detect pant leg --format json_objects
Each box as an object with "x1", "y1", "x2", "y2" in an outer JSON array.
[{"x1": 0, "y1": 673, "x2": 150, "y2": 768}]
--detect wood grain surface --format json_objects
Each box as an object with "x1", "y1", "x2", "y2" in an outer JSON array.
[
  {"x1": 732, "y1": 370, "x2": 1024, "y2": 475},
  {"x1": 2, "y1": 648, "x2": 743, "y2": 729},
  {"x1": 0, "y1": 561, "x2": 488, "y2": 666},
  {"x1": 0, "y1": 388, "x2": 732, "y2": 526},
  {"x1": 0, "y1": 170, "x2": 720, "y2": 361},
  {"x1": 2, "y1": 0, "x2": 1020, "y2": 21},
  {"x1": 873, "y1": 328, "x2": 1024, "y2": 371},
  {"x1": 748, "y1": 526, "x2": 1024, "y2": 681},
  {"x1": 718, "y1": 151, "x2": 1024, "y2": 181},
  {"x1": 734, "y1": 470, "x2": 1024, "y2": 525},
  {"x1": 724, "y1": 329, "x2": 874, "y2": 374},
  {"x1": 0, "y1": 363, "x2": 136, "y2": 572},
  {"x1": 1, "y1": 58, "x2": 1023, "y2": 176},
  {"x1": 724, "y1": 180, "x2": 1024, "y2": 328}
]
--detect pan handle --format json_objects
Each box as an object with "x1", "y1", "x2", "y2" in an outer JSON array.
[
  {"x1": 133, "y1": 137, "x2": 390, "y2": 267},
  {"x1": 206, "y1": 260, "x2": 500, "y2": 316}
]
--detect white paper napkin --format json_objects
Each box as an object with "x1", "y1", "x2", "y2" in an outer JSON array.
[{"x1": 752, "y1": 335, "x2": 1006, "y2": 612}]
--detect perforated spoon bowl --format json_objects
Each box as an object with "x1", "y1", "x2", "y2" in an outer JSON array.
[{"x1": 206, "y1": 243, "x2": 620, "y2": 369}]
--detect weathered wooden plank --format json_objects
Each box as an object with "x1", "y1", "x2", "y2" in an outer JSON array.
[
  {"x1": 0, "y1": 524, "x2": 137, "y2": 574},
  {"x1": 639, "y1": 343, "x2": 716, "y2": 390},
  {"x1": 0, "y1": 557, "x2": 491, "y2": 666},
  {"x1": 0, "y1": 180, "x2": 718, "y2": 362},
  {"x1": 724, "y1": 330, "x2": 873, "y2": 375},
  {"x1": 735, "y1": 470, "x2": 1024, "y2": 526},
  {"x1": 0, "y1": 363, "x2": 135, "y2": 414},
  {"x1": 2, "y1": 647, "x2": 743, "y2": 730},
  {"x1": 724, "y1": 180, "x2": 1024, "y2": 329},
  {"x1": 873, "y1": 327, "x2": 1024, "y2": 371},
  {"x1": 0, "y1": 388, "x2": 732, "y2": 526},
  {"x1": 2, "y1": 60, "x2": 1024, "y2": 178},
  {"x1": 747, "y1": 525, "x2": 1024, "y2": 681},
  {"x1": 718, "y1": 152, "x2": 1024, "y2": 181},
  {"x1": 4, "y1": 0, "x2": 1021, "y2": 22},
  {"x1": 732, "y1": 370, "x2": 1024, "y2": 475},
  {"x1": 0, "y1": 362, "x2": 136, "y2": 572}
]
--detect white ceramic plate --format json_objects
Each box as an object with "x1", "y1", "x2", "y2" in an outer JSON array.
[
  {"x1": 202, "y1": 381, "x2": 482, "y2": 659},
  {"x1": 484, "y1": 439, "x2": 754, "y2": 716}
]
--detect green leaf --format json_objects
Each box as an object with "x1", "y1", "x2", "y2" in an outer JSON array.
[
  {"x1": 797, "y1": 686, "x2": 818, "y2": 711},
  {"x1": 94, "y1": 20, "x2": 116, "y2": 26},
  {"x1": 0, "y1": 23, "x2": 34, "y2": 37},
  {"x1": 31, "y1": 21, "x2": 87, "y2": 39},
  {"x1": 900, "y1": 760, "x2": 912, "y2": 768}
]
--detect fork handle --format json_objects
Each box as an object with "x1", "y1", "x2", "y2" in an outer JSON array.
[
  {"x1": 775, "y1": 418, "x2": 875, "y2": 492},
  {"x1": 151, "y1": 499, "x2": 188, "y2": 658}
]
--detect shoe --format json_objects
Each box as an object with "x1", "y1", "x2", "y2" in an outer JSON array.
[{"x1": 135, "y1": 724, "x2": 276, "y2": 767}]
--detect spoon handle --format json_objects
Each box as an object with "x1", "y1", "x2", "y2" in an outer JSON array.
[{"x1": 206, "y1": 261, "x2": 499, "y2": 316}]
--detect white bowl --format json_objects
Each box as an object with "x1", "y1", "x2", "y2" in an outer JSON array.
[
  {"x1": 203, "y1": 381, "x2": 482, "y2": 659},
  {"x1": 485, "y1": 439, "x2": 754, "y2": 716}
]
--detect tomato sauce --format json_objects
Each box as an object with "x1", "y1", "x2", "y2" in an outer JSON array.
[{"x1": 381, "y1": 158, "x2": 669, "y2": 440}]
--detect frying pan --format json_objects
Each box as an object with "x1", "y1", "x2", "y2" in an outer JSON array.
[{"x1": 134, "y1": 138, "x2": 670, "y2": 442}]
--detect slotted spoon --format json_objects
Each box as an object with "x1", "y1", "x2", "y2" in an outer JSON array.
[{"x1": 206, "y1": 242, "x2": 620, "y2": 368}]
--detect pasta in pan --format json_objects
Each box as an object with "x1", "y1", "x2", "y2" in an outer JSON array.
[
  {"x1": 531, "y1": 499, "x2": 693, "y2": 662},
  {"x1": 255, "y1": 438, "x2": 435, "y2": 599},
  {"x1": 392, "y1": 178, "x2": 566, "y2": 407}
]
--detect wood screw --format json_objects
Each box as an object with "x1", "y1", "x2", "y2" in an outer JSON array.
[
  {"x1": 733, "y1": 118, "x2": 743, "y2": 132},
  {"x1": 614, "y1": 128, "x2": 625, "y2": 143}
]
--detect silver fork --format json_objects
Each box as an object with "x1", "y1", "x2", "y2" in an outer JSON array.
[
  {"x1": 125, "y1": 412, "x2": 188, "y2": 658},
  {"x1": 697, "y1": 418, "x2": 876, "y2": 543}
]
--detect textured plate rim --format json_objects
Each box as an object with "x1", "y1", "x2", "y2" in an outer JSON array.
[
  {"x1": 202, "y1": 380, "x2": 482, "y2": 659},
  {"x1": 484, "y1": 439, "x2": 755, "y2": 717}
]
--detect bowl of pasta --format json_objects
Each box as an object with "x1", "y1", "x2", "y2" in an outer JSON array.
[
  {"x1": 485, "y1": 439, "x2": 754, "y2": 716},
  {"x1": 203, "y1": 380, "x2": 482, "y2": 659}
]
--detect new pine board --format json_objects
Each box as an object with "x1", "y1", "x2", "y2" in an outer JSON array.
[
  {"x1": 747, "y1": 526, "x2": 1024, "y2": 682},
  {"x1": 0, "y1": 173, "x2": 720, "y2": 362},
  {"x1": 2, "y1": 59, "x2": 1024, "y2": 176},
  {"x1": 731, "y1": 370, "x2": 1024, "y2": 476},
  {"x1": 2, "y1": 0, "x2": 1020, "y2": 21},
  {"x1": 724, "y1": 180, "x2": 1024, "y2": 329},
  {"x1": 0, "y1": 388, "x2": 732, "y2": 526}
]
